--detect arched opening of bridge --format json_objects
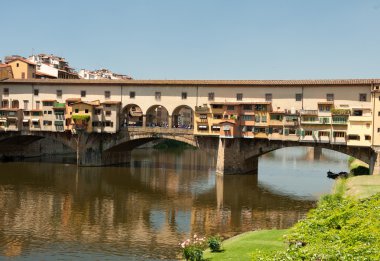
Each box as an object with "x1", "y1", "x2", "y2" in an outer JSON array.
[
  {"x1": 171, "y1": 105, "x2": 193, "y2": 129},
  {"x1": 0, "y1": 134, "x2": 75, "y2": 162},
  {"x1": 121, "y1": 104, "x2": 143, "y2": 127},
  {"x1": 146, "y1": 105, "x2": 169, "y2": 128}
]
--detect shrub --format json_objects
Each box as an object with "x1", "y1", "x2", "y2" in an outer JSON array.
[
  {"x1": 207, "y1": 235, "x2": 222, "y2": 252},
  {"x1": 254, "y1": 193, "x2": 380, "y2": 260}
]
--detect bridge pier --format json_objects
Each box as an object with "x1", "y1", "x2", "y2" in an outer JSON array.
[
  {"x1": 369, "y1": 148, "x2": 380, "y2": 175},
  {"x1": 216, "y1": 138, "x2": 258, "y2": 175},
  {"x1": 80, "y1": 148, "x2": 132, "y2": 166}
]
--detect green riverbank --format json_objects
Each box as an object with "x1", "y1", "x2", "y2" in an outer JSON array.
[{"x1": 203, "y1": 174, "x2": 380, "y2": 260}]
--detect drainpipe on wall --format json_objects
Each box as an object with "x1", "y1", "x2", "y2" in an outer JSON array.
[{"x1": 371, "y1": 82, "x2": 375, "y2": 147}]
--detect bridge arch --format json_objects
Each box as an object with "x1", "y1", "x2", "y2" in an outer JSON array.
[
  {"x1": 120, "y1": 104, "x2": 143, "y2": 128},
  {"x1": 0, "y1": 132, "x2": 76, "y2": 157},
  {"x1": 242, "y1": 140, "x2": 372, "y2": 165},
  {"x1": 146, "y1": 105, "x2": 169, "y2": 128},
  {"x1": 171, "y1": 105, "x2": 193, "y2": 129}
]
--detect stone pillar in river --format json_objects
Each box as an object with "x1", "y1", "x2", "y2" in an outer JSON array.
[
  {"x1": 369, "y1": 147, "x2": 380, "y2": 175},
  {"x1": 216, "y1": 138, "x2": 258, "y2": 175}
]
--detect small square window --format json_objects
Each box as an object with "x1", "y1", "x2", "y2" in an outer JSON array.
[
  {"x1": 34, "y1": 89, "x2": 39, "y2": 96},
  {"x1": 106, "y1": 111, "x2": 111, "y2": 116},
  {"x1": 208, "y1": 92, "x2": 215, "y2": 101},
  {"x1": 155, "y1": 92, "x2": 161, "y2": 101},
  {"x1": 378, "y1": 128, "x2": 380, "y2": 133},
  {"x1": 365, "y1": 135, "x2": 371, "y2": 141},
  {"x1": 236, "y1": 93, "x2": 243, "y2": 101},
  {"x1": 85, "y1": 109, "x2": 89, "y2": 113},
  {"x1": 75, "y1": 109, "x2": 79, "y2": 113},
  {"x1": 359, "y1": 93, "x2": 367, "y2": 102},
  {"x1": 265, "y1": 93, "x2": 272, "y2": 102},
  {"x1": 130, "y1": 91, "x2": 135, "y2": 98},
  {"x1": 56, "y1": 90, "x2": 62, "y2": 98},
  {"x1": 3, "y1": 88, "x2": 9, "y2": 96},
  {"x1": 81, "y1": 91, "x2": 86, "y2": 97},
  {"x1": 181, "y1": 92, "x2": 187, "y2": 100},
  {"x1": 105, "y1": 91, "x2": 111, "y2": 99},
  {"x1": 227, "y1": 105, "x2": 234, "y2": 111},
  {"x1": 326, "y1": 93, "x2": 334, "y2": 101},
  {"x1": 296, "y1": 93, "x2": 302, "y2": 101}
]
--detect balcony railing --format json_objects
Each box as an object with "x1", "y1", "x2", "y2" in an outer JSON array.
[
  {"x1": 300, "y1": 110, "x2": 318, "y2": 115},
  {"x1": 195, "y1": 106, "x2": 210, "y2": 113}
]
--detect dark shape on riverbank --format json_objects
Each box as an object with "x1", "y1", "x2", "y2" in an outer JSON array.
[{"x1": 327, "y1": 171, "x2": 348, "y2": 179}]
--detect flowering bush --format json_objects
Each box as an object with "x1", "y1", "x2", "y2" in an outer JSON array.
[{"x1": 179, "y1": 234, "x2": 207, "y2": 261}]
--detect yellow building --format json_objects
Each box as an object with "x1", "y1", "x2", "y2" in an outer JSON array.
[
  {"x1": 0, "y1": 64, "x2": 13, "y2": 80},
  {"x1": 71, "y1": 101, "x2": 100, "y2": 133},
  {"x1": 7, "y1": 58, "x2": 36, "y2": 79}
]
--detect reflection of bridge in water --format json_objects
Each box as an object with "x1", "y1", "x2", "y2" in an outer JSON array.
[{"x1": 0, "y1": 152, "x2": 315, "y2": 259}]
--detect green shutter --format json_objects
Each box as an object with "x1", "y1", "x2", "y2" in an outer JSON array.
[
  {"x1": 268, "y1": 127, "x2": 273, "y2": 134},
  {"x1": 284, "y1": 128, "x2": 289, "y2": 136}
]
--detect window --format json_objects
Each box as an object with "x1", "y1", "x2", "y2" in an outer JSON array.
[
  {"x1": 85, "y1": 109, "x2": 89, "y2": 113},
  {"x1": 105, "y1": 91, "x2": 111, "y2": 99},
  {"x1": 1, "y1": 100, "x2": 8, "y2": 108},
  {"x1": 378, "y1": 111, "x2": 380, "y2": 116},
  {"x1": 155, "y1": 92, "x2": 161, "y2": 101},
  {"x1": 334, "y1": 132, "x2": 345, "y2": 138},
  {"x1": 359, "y1": 93, "x2": 367, "y2": 102},
  {"x1": 36, "y1": 101, "x2": 40, "y2": 109},
  {"x1": 75, "y1": 109, "x2": 79, "y2": 113},
  {"x1": 326, "y1": 93, "x2": 334, "y2": 101},
  {"x1": 227, "y1": 105, "x2": 234, "y2": 111},
  {"x1": 81, "y1": 91, "x2": 86, "y2": 97},
  {"x1": 243, "y1": 104, "x2": 252, "y2": 110},
  {"x1": 305, "y1": 130, "x2": 313, "y2": 136},
  {"x1": 181, "y1": 92, "x2": 187, "y2": 100},
  {"x1": 34, "y1": 89, "x2": 39, "y2": 96},
  {"x1": 378, "y1": 128, "x2": 380, "y2": 133},
  {"x1": 241, "y1": 115, "x2": 253, "y2": 121},
  {"x1": 95, "y1": 109, "x2": 102, "y2": 115},
  {"x1": 318, "y1": 131, "x2": 330, "y2": 137},
  {"x1": 43, "y1": 101, "x2": 54, "y2": 107},
  {"x1": 105, "y1": 121, "x2": 114, "y2": 127},
  {"x1": 16, "y1": 63, "x2": 19, "y2": 67},
  {"x1": 348, "y1": 135, "x2": 360, "y2": 141},
  {"x1": 365, "y1": 135, "x2": 371, "y2": 141},
  {"x1": 43, "y1": 121, "x2": 52, "y2": 126},
  {"x1": 295, "y1": 93, "x2": 302, "y2": 101},
  {"x1": 3, "y1": 88, "x2": 9, "y2": 96},
  {"x1": 56, "y1": 90, "x2": 62, "y2": 98},
  {"x1": 130, "y1": 91, "x2": 135, "y2": 98},
  {"x1": 11, "y1": 100, "x2": 19, "y2": 109},
  {"x1": 23, "y1": 100, "x2": 29, "y2": 110},
  {"x1": 236, "y1": 93, "x2": 243, "y2": 101},
  {"x1": 261, "y1": 115, "x2": 267, "y2": 122},
  {"x1": 105, "y1": 111, "x2": 111, "y2": 116},
  {"x1": 212, "y1": 104, "x2": 223, "y2": 109},
  {"x1": 265, "y1": 93, "x2": 272, "y2": 102},
  {"x1": 199, "y1": 114, "x2": 207, "y2": 119},
  {"x1": 353, "y1": 110, "x2": 363, "y2": 116},
  {"x1": 208, "y1": 92, "x2": 215, "y2": 101},
  {"x1": 21, "y1": 72, "x2": 25, "y2": 79},
  {"x1": 213, "y1": 114, "x2": 222, "y2": 119},
  {"x1": 254, "y1": 104, "x2": 266, "y2": 111}
]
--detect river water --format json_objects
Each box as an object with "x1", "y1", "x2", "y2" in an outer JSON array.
[{"x1": 0, "y1": 147, "x2": 348, "y2": 260}]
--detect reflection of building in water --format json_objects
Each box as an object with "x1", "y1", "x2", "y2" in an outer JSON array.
[{"x1": 0, "y1": 151, "x2": 315, "y2": 259}]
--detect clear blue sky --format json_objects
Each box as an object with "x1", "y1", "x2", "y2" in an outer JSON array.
[{"x1": 2, "y1": 0, "x2": 380, "y2": 80}]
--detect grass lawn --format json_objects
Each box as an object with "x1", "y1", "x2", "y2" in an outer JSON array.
[
  {"x1": 344, "y1": 175, "x2": 380, "y2": 198},
  {"x1": 203, "y1": 229, "x2": 288, "y2": 261}
]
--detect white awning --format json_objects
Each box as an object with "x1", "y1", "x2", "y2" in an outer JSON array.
[
  {"x1": 0, "y1": 119, "x2": 6, "y2": 122},
  {"x1": 32, "y1": 119, "x2": 40, "y2": 122},
  {"x1": 198, "y1": 125, "x2": 208, "y2": 129},
  {"x1": 23, "y1": 119, "x2": 29, "y2": 122},
  {"x1": 212, "y1": 126, "x2": 221, "y2": 130}
]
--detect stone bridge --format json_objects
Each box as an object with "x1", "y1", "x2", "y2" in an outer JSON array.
[{"x1": 0, "y1": 128, "x2": 379, "y2": 175}]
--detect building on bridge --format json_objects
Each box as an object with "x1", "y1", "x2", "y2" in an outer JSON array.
[{"x1": 1, "y1": 78, "x2": 380, "y2": 174}]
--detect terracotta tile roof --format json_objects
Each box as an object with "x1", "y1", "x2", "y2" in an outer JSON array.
[
  {"x1": 66, "y1": 98, "x2": 81, "y2": 101},
  {"x1": 42, "y1": 99, "x2": 57, "y2": 102},
  {"x1": 0, "y1": 63, "x2": 11, "y2": 68},
  {"x1": 7, "y1": 58, "x2": 36, "y2": 66},
  {"x1": 1, "y1": 78, "x2": 380, "y2": 86}
]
